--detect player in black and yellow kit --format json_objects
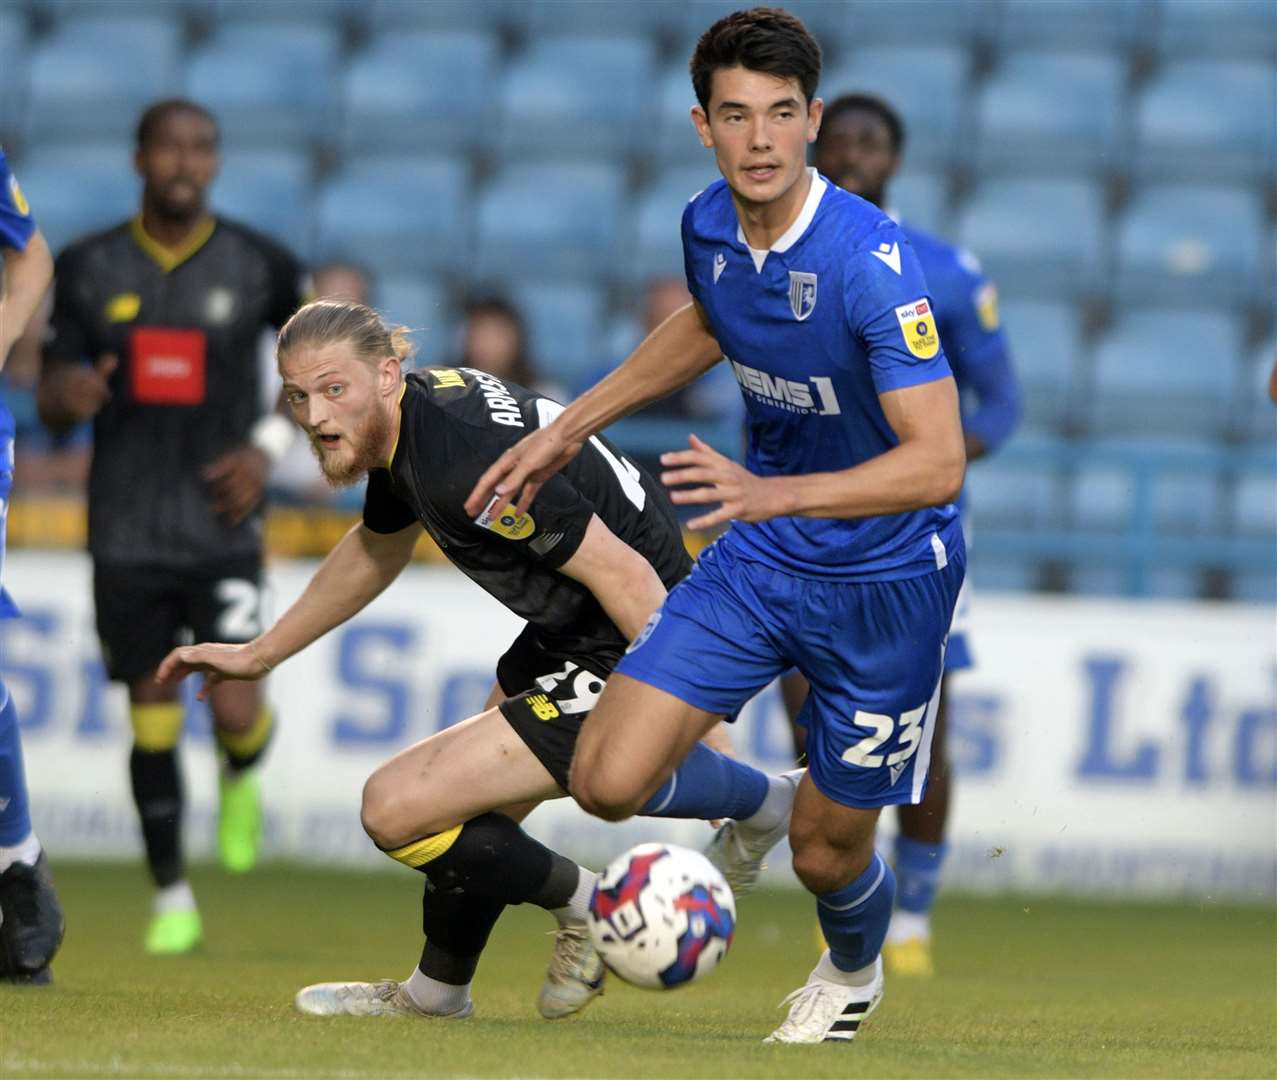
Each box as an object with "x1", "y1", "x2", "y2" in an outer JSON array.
[
  {"x1": 37, "y1": 100, "x2": 306, "y2": 954},
  {"x1": 159, "y1": 301, "x2": 796, "y2": 1021}
]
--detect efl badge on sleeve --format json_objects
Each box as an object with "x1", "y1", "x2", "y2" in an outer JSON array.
[
  {"x1": 788, "y1": 271, "x2": 817, "y2": 321},
  {"x1": 8, "y1": 173, "x2": 30, "y2": 217},
  {"x1": 474, "y1": 494, "x2": 535, "y2": 540},
  {"x1": 129, "y1": 326, "x2": 208, "y2": 405},
  {"x1": 975, "y1": 281, "x2": 1000, "y2": 332},
  {"x1": 893, "y1": 299, "x2": 940, "y2": 360}
]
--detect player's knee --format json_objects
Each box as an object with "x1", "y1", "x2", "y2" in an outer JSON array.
[
  {"x1": 568, "y1": 763, "x2": 641, "y2": 823},
  {"x1": 791, "y1": 841, "x2": 856, "y2": 895},
  {"x1": 360, "y1": 772, "x2": 414, "y2": 849}
]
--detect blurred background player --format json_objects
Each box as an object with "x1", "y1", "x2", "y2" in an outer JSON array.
[
  {"x1": 778, "y1": 90, "x2": 1021, "y2": 976},
  {"x1": 0, "y1": 144, "x2": 65, "y2": 984},
  {"x1": 35, "y1": 99, "x2": 307, "y2": 955}
]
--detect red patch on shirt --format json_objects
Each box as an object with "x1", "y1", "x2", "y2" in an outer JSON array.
[{"x1": 130, "y1": 327, "x2": 207, "y2": 405}]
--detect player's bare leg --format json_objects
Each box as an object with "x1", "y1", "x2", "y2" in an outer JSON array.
[
  {"x1": 884, "y1": 675, "x2": 951, "y2": 976},
  {"x1": 208, "y1": 678, "x2": 271, "y2": 875},
  {"x1": 127, "y1": 674, "x2": 200, "y2": 955},
  {"x1": 569, "y1": 673, "x2": 802, "y2": 898},
  {"x1": 766, "y1": 775, "x2": 890, "y2": 1045},
  {"x1": 299, "y1": 697, "x2": 602, "y2": 1022}
]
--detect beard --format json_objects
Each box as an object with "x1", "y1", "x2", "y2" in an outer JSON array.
[{"x1": 309, "y1": 405, "x2": 391, "y2": 488}]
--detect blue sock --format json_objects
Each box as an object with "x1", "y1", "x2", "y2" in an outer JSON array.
[
  {"x1": 639, "y1": 742, "x2": 769, "y2": 821},
  {"x1": 894, "y1": 835, "x2": 949, "y2": 915},
  {"x1": 0, "y1": 688, "x2": 34, "y2": 846},
  {"x1": 817, "y1": 852, "x2": 896, "y2": 973}
]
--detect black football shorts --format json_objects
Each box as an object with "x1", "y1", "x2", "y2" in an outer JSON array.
[{"x1": 93, "y1": 555, "x2": 265, "y2": 683}]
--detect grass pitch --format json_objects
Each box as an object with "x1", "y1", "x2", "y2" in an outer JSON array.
[{"x1": 2, "y1": 862, "x2": 1273, "y2": 1079}]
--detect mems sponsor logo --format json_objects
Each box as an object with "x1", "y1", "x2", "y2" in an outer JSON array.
[{"x1": 728, "y1": 358, "x2": 841, "y2": 416}]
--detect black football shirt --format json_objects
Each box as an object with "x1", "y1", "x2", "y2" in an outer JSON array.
[
  {"x1": 363, "y1": 368, "x2": 693, "y2": 666},
  {"x1": 43, "y1": 216, "x2": 305, "y2": 565}
]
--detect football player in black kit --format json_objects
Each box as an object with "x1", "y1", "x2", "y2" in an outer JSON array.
[
  {"x1": 36, "y1": 100, "x2": 306, "y2": 955},
  {"x1": 159, "y1": 300, "x2": 800, "y2": 1022}
]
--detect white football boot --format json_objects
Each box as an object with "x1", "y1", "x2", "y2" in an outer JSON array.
[
  {"x1": 294, "y1": 979, "x2": 472, "y2": 1019},
  {"x1": 704, "y1": 769, "x2": 804, "y2": 898},
  {"x1": 537, "y1": 924, "x2": 606, "y2": 1019},
  {"x1": 763, "y1": 954, "x2": 883, "y2": 1045}
]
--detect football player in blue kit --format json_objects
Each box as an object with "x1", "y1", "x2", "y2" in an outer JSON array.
[
  {"x1": 775, "y1": 91, "x2": 1022, "y2": 976},
  {"x1": 468, "y1": 8, "x2": 967, "y2": 1044},
  {"x1": 0, "y1": 147, "x2": 66, "y2": 984}
]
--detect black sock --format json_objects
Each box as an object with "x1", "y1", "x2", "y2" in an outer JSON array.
[
  {"x1": 129, "y1": 747, "x2": 183, "y2": 888},
  {"x1": 417, "y1": 887, "x2": 507, "y2": 986}
]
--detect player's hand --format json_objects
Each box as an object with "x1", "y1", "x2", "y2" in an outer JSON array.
[
  {"x1": 464, "y1": 424, "x2": 585, "y2": 519},
  {"x1": 661, "y1": 434, "x2": 789, "y2": 530},
  {"x1": 204, "y1": 445, "x2": 269, "y2": 526},
  {"x1": 40, "y1": 353, "x2": 118, "y2": 422},
  {"x1": 155, "y1": 641, "x2": 270, "y2": 700}
]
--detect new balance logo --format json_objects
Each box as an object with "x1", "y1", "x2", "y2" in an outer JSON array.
[{"x1": 870, "y1": 241, "x2": 901, "y2": 275}]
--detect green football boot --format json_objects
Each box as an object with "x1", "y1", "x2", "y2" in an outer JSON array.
[
  {"x1": 218, "y1": 770, "x2": 262, "y2": 874},
  {"x1": 144, "y1": 909, "x2": 203, "y2": 955}
]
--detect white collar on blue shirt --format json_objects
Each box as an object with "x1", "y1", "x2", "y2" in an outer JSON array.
[{"x1": 737, "y1": 167, "x2": 828, "y2": 273}]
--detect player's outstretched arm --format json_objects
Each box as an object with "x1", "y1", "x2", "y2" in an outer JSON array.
[
  {"x1": 0, "y1": 227, "x2": 52, "y2": 366},
  {"x1": 157, "y1": 521, "x2": 420, "y2": 697},
  {"x1": 557, "y1": 514, "x2": 668, "y2": 642},
  {"x1": 465, "y1": 301, "x2": 723, "y2": 518}
]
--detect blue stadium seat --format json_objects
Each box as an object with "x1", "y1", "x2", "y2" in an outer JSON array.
[
  {"x1": 1245, "y1": 337, "x2": 1277, "y2": 446},
  {"x1": 32, "y1": 0, "x2": 212, "y2": 18},
  {"x1": 370, "y1": 0, "x2": 518, "y2": 33},
  {"x1": 820, "y1": 47, "x2": 969, "y2": 169},
  {"x1": 961, "y1": 434, "x2": 1064, "y2": 531},
  {"x1": 955, "y1": 179, "x2": 1105, "y2": 299},
  {"x1": 525, "y1": 0, "x2": 685, "y2": 36},
  {"x1": 655, "y1": 65, "x2": 708, "y2": 169},
  {"x1": 975, "y1": 51, "x2": 1126, "y2": 175},
  {"x1": 0, "y1": 12, "x2": 28, "y2": 133},
  {"x1": 1070, "y1": 562, "x2": 1202, "y2": 600},
  {"x1": 965, "y1": 547, "x2": 1039, "y2": 593},
  {"x1": 374, "y1": 277, "x2": 452, "y2": 370},
  {"x1": 1116, "y1": 185, "x2": 1265, "y2": 308},
  {"x1": 508, "y1": 281, "x2": 606, "y2": 387},
  {"x1": 998, "y1": 299, "x2": 1083, "y2": 432},
  {"x1": 1234, "y1": 470, "x2": 1276, "y2": 537},
  {"x1": 211, "y1": 0, "x2": 360, "y2": 27},
  {"x1": 634, "y1": 167, "x2": 719, "y2": 282},
  {"x1": 1156, "y1": 0, "x2": 1277, "y2": 62},
  {"x1": 212, "y1": 150, "x2": 313, "y2": 258},
  {"x1": 1068, "y1": 437, "x2": 1225, "y2": 536},
  {"x1": 11, "y1": 146, "x2": 137, "y2": 255},
  {"x1": 341, "y1": 31, "x2": 497, "y2": 155},
  {"x1": 497, "y1": 36, "x2": 655, "y2": 160},
  {"x1": 1232, "y1": 569, "x2": 1277, "y2": 604},
  {"x1": 314, "y1": 156, "x2": 471, "y2": 276},
  {"x1": 997, "y1": 0, "x2": 1143, "y2": 51},
  {"x1": 1135, "y1": 61, "x2": 1276, "y2": 183},
  {"x1": 476, "y1": 163, "x2": 625, "y2": 281},
  {"x1": 1087, "y1": 310, "x2": 1240, "y2": 439},
  {"x1": 23, "y1": 17, "x2": 182, "y2": 142},
  {"x1": 892, "y1": 171, "x2": 948, "y2": 235},
  {"x1": 186, "y1": 24, "x2": 339, "y2": 149}
]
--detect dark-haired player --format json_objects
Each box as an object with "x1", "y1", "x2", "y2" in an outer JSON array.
[
  {"x1": 467, "y1": 8, "x2": 966, "y2": 1044},
  {"x1": 159, "y1": 300, "x2": 796, "y2": 1022},
  {"x1": 792, "y1": 90, "x2": 1022, "y2": 976},
  {"x1": 37, "y1": 99, "x2": 307, "y2": 954}
]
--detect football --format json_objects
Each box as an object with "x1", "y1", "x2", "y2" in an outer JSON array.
[{"x1": 587, "y1": 842, "x2": 736, "y2": 990}]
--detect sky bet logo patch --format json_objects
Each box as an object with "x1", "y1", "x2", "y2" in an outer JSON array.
[
  {"x1": 894, "y1": 299, "x2": 940, "y2": 360},
  {"x1": 474, "y1": 494, "x2": 535, "y2": 540}
]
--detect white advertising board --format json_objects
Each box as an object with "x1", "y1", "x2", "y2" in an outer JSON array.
[{"x1": 4, "y1": 551, "x2": 1274, "y2": 900}]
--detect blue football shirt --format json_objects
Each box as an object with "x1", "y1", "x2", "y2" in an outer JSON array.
[
  {"x1": 0, "y1": 146, "x2": 35, "y2": 619},
  {"x1": 899, "y1": 222, "x2": 1021, "y2": 497},
  {"x1": 682, "y1": 169, "x2": 963, "y2": 582}
]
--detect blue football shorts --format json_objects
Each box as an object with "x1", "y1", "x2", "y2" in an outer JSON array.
[{"x1": 616, "y1": 538, "x2": 965, "y2": 809}]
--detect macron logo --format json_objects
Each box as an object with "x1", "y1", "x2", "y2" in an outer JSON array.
[
  {"x1": 870, "y1": 241, "x2": 901, "y2": 275},
  {"x1": 713, "y1": 252, "x2": 727, "y2": 284}
]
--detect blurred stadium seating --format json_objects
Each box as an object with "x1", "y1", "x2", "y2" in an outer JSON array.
[{"x1": 1, "y1": 0, "x2": 1273, "y2": 601}]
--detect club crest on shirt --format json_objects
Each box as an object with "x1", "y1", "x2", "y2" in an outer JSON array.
[
  {"x1": 893, "y1": 298, "x2": 940, "y2": 359},
  {"x1": 788, "y1": 271, "x2": 817, "y2": 321},
  {"x1": 205, "y1": 287, "x2": 236, "y2": 325}
]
